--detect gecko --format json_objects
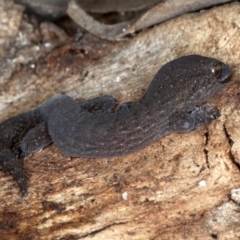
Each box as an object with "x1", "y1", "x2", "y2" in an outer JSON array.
[{"x1": 0, "y1": 55, "x2": 231, "y2": 196}]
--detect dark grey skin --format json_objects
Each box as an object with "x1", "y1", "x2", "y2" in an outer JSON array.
[
  {"x1": 0, "y1": 55, "x2": 231, "y2": 196},
  {"x1": 0, "y1": 110, "x2": 43, "y2": 196}
]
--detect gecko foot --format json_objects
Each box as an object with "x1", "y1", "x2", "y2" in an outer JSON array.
[{"x1": 168, "y1": 104, "x2": 220, "y2": 133}]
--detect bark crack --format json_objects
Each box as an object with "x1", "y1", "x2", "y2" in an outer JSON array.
[
  {"x1": 203, "y1": 131, "x2": 210, "y2": 170},
  {"x1": 79, "y1": 221, "x2": 128, "y2": 238},
  {"x1": 223, "y1": 123, "x2": 240, "y2": 170}
]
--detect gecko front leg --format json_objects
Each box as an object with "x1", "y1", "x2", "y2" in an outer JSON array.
[{"x1": 168, "y1": 104, "x2": 220, "y2": 133}]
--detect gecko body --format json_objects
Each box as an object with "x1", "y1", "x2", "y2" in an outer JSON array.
[{"x1": 0, "y1": 55, "x2": 231, "y2": 196}]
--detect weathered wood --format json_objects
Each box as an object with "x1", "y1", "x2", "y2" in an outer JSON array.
[{"x1": 0, "y1": 1, "x2": 240, "y2": 239}]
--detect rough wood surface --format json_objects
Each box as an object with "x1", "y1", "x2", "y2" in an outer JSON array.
[{"x1": 0, "y1": 1, "x2": 240, "y2": 239}]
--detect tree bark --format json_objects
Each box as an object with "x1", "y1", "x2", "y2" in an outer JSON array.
[{"x1": 0, "y1": 1, "x2": 240, "y2": 239}]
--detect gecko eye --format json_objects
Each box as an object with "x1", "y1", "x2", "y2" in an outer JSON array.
[{"x1": 211, "y1": 63, "x2": 222, "y2": 79}]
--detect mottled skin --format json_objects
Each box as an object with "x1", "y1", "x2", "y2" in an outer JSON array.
[{"x1": 0, "y1": 55, "x2": 231, "y2": 196}]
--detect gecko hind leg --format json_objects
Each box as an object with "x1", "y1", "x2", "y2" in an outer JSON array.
[
  {"x1": 21, "y1": 95, "x2": 117, "y2": 156},
  {"x1": 20, "y1": 121, "x2": 52, "y2": 157},
  {"x1": 118, "y1": 101, "x2": 138, "y2": 111},
  {"x1": 79, "y1": 95, "x2": 117, "y2": 113}
]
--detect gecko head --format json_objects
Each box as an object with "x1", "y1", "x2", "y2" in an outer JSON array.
[
  {"x1": 191, "y1": 55, "x2": 231, "y2": 102},
  {"x1": 168, "y1": 55, "x2": 232, "y2": 106},
  {"x1": 178, "y1": 54, "x2": 231, "y2": 85},
  {"x1": 140, "y1": 55, "x2": 231, "y2": 108}
]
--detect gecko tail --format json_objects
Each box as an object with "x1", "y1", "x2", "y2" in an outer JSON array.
[{"x1": 0, "y1": 146, "x2": 28, "y2": 197}]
